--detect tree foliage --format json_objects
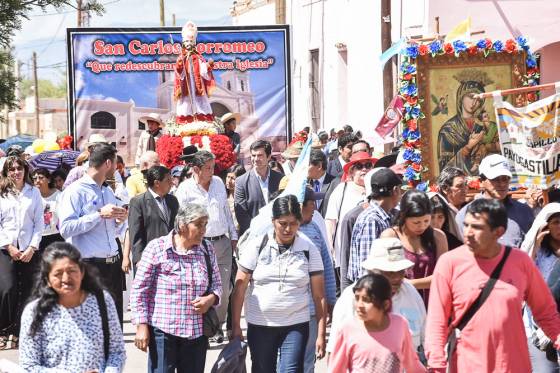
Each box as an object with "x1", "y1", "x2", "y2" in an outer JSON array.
[
  {"x1": 0, "y1": 49, "x2": 18, "y2": 112},
  {"x1": 20, "y1": 76, "x2": 67, "y2": 99}
]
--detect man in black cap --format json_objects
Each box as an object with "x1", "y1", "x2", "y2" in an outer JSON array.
[
  {"x1": 179, "y1": 145, "x2": 198, "y2": 180},
  {"x1": 348, "y1": 168, "x2": 403, "y2": 282}
]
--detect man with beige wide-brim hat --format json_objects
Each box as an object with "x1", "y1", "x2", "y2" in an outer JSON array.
[
  {"x1": 281, "y1": 141, "x2": 303, "y2": 176},
  {"x1": 327, "y1": 237, "x2": 426, "y2": 355},
  {"x1": 221, "y1": 112, "x2": 241, "y2": 160},
  {"x1": 135, "y1": 112, "x2": 164, "y2": 166}
]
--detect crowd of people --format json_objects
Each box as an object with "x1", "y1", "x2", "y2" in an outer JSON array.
[{"x1": 1, "y1": 124, "x2": 560, "y2": 373}]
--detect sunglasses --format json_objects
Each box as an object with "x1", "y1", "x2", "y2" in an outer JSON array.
[{"x1": 352, "y1": 162, "x2": 373, "y2": 171}]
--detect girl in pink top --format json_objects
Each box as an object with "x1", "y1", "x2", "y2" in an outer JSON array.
[{"x1": 328, "y1": 274, "x2": 426, "y2": 373}]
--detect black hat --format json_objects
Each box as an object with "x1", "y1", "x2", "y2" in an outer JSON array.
[
  {"x1": 6, "y1": 145, "x2": 24, "y2": 157},
  {"x1": 179, "y1": 145, "x2": 198, "y2": 161},
  {"x1": 370, "y1": 168, "x2": 402, "y2": 193},
  {"x1": 304, "y1": 187, "x2": 325, "y2": 202},
  {"x1": 0, "y1": 139, "x2": 6, "y2": 145},
  {"x1": 374, "y1": 152, "x2": 398, "y2": 168}
]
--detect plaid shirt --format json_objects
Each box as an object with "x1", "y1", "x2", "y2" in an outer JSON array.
[
  {"x1": 130, "y1": 231, "x2": 222, "y2": 339},
  {"x1": 348, "y1": 202, "x2": 392, "y2": 281}
]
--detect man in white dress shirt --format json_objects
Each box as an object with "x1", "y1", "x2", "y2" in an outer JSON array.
[{"x1": 175, "y1": 150, "x2": 238, "y2": 343}]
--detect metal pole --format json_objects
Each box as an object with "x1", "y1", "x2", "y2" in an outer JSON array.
[
  {"x1": 475, "y1": 82, "x2": 559, "y2": 99},
  {"x1": 160, "y1": 0, "x2": 165, "y2": 26},
  {"x1": 77, "y1": 0, "x2": 82, "y2": 27},
  {"x1": 172, "y1": 13, "x2": 176, "y2": 26},
  {"x1": 381, "y1": 0, "x2": 393, "y2": 109},
  {"x1": 33, "y1": 52, "x2": 40, "y2": 136}
]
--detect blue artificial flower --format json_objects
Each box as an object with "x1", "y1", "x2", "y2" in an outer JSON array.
[
  {"x1": 409, "y1": 106, "x2": 421, "y2": 119},
  {"x1": 476, "y1": 39, "x2": 487, "y2": 49},
  {"x1": 516, "y1": 36, "x2": 529, "y2": 51},
  {"x1": 404, "y1": 84, "x2": 417, "y2": 96},
  {"x1": 429, "y1": 40, "x2": 442, "y2": 54},
  {"x1": 452, "y1": 40, "x2": 467, "y2": 53},
  {"x1": 405, "y1": 45, "x2": 419, "y2": 58},
  {"x1": 410, "y1": 152, "x2": 421, "y2": 163},
  {"x1": 416, "y1": 182, "x2": 428, "y2": 192},
  {"x1": 404, "y1": 167, "x2": 416, "y2": 181},
  {"x1": 526, "y1": 54, "x2": 537, "y2": 68},
  {"x1": 402, "y1": 126, "x2": 420, "y2": 140},
  {"x1": 402, "y1": 148, "x2": 414, "y2": 160},
  {"x1": 493, "y1": 40, "x2": 504, "y2": 52},
  {"x1": 405, "y1": 64, "x2": 417, "y2": 74}
]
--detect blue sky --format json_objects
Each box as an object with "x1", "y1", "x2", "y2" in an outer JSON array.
[{"x1": 13, "y1": 0, "x2": 233, "y2": 82}]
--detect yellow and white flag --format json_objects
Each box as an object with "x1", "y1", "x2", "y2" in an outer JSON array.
[
  {"x1": 444, "y1": 17, "x2": 471, "y2": 42},
  {"x1": 495, "y1": 83, "x2": 560, "y2": 188}
]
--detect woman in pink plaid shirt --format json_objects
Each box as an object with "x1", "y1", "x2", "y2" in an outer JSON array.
[{"x1": 130, "y1": 204, "x2": 222, "y2": 373}]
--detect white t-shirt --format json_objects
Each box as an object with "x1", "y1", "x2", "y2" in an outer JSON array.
[
  {"x1": 41, "y1": 190, "x2": 61, "y2": 236},
  {"x1": 325, "y1": 181, "x2": 365, "y2": 266},
  {"x1": 238, "y1": 231, "x2": 324, "y2": 327},
  {"x1": 327, "y1": 280, "x2": 426, "y2": 353}
]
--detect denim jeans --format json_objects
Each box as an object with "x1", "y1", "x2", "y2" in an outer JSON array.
[
  {"x1": 303, "y1": 316, "x2": 318, "y2": 373},
  {"x1": 528, "y1": 337, "x2": 560, "y2": 373},
  {"x1": 148, "y1": 326, "x2": 208, "y2": 373},
  {"x1": 247, "y1": 322, "x2": 309, "y2": 373}
]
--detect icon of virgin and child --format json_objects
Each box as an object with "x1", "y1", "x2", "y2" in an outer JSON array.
[{"x1": 437, "y1": 69, "x2": 500, "y2": 175}]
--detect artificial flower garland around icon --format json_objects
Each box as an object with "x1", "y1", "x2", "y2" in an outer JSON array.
[{"x1": 398, "y1": 36, "x2": 540, "y2": 191}]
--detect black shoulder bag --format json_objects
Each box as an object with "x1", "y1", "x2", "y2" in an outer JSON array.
[
  {"x1": 95, "y1": 291, "x2": 110, "y2": 363},
  {"x1": 445, "y1": 246, "x2": 512, "y2": 373},
  {"x1": 201, "y1": 240, "x2": 221, "y2": 338}
]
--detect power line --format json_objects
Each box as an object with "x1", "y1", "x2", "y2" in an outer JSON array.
[
  {"x1": 27, "y1": 0, "x2": 121, "y2": 17},
  {"x1": 37, "y1": 14, "x2": 67, "y2": 58}
]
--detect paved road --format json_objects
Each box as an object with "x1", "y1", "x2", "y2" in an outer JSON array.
[{"x1": 0, "y1": 311, "x2": 329, "y2": 372}]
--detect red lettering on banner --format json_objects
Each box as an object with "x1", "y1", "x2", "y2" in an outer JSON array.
[{"x1": 93, "y1": 40, "x2": 125, "y2": 56}]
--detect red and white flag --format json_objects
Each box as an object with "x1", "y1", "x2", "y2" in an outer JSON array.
[{"x1": 375, "y1": 95, "x2": 404, "y2": 139}]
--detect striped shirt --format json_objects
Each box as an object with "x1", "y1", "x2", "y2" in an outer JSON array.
[
  {"x1": 130, "y1": 231, "x2": 222, "y2": 339},
  {"x1": 299, "y1": 222, "x2": 337, "y2": 314},
  {"x1": 238, "y1": 231, "x2": 324, "y2": 327}
]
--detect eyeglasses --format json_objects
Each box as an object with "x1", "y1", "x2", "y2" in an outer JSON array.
[{"x1": 353, "y1": 162, "x2": 373, "y2": 171}]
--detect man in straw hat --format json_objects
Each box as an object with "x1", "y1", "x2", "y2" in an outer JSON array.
[
  {"x1": 221, "y1": 112, "x2": 241, "y2": 161},
  {"x1": 136, "y1": 112, "x2": 163, "y2": 166},
  {"x1": 327, "y1": 237, "x2": 426, "y2": 357}
]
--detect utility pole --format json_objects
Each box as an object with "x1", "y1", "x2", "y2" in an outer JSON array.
[
  {"x1": 77, "y1": 0, "x2": 82, "y2": 27},
  {"x1": 32, "y1": 52, "x2": 40, "y2": 137},
  {"x1": 172, "y1": 13, "x2": 176, "y2": 26},
  {"x1": 160, "y1": 0, "x2": 165, "y2": 26},
  {"x1": 381, "y1": 0, "x2": 393, "y2": 109}
]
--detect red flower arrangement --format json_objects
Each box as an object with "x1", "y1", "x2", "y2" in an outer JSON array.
[
  {"x1": 176, "y1": 113, "x2": 215, "y2": 124},
  {"x1": 156, "y1": 135, "x2": 184, "y2": 169},
  {"x1": 505, "y1": 39, "x2": 517, "y2": 53},
  {"x1": 443, "y1": 43, "x2": 454, "y2": 55},
  {"x1": 290, "y1": 130, "x2": 308, "y2": 146},
  {"x1": 209, "y1": 134, "x2": 237, "y2": 173},
  {"x1": 484, "y1": 38, "x2": 492, "y2": 49},
  {"x1": 57, "y1": 135, "x2": 73, "y2": 150},
  {"x1": 418, "y1": 44, "x2": 429, "y2": 56},
  {"x1": 467, "y1": 45, "x2": 478, "y2": 55}
]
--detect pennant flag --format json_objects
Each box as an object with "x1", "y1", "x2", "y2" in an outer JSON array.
[
  {"x1": 379, "y1": 37, "x2": 406, "y2": 67},
  {"x1": 375, "y1": 95, "x2": 404, "y2": 139},
  {"x1": 494, "y1": 83, "x2": 560, "y2": 189},
  {"x1": 444, "y1": 17, "x2": 471, "y2": 42}
]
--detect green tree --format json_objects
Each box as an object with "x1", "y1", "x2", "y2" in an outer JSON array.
[
  {"x1": 0, "y1": 1, "x2": 104, "y2": 115},
  {"x1": 20, "y1": 76, "x2": 67, "y2": 99}
]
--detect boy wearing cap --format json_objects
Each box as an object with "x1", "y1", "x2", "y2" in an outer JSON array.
[
  {"x1": 455, "y1": 154, "x2": 534, "y2": 248},
  {"x1": 327, "y1": 238, "x2": 426, "y2": 356},
  {"x1": 348, "y1": 168, "x2": 403, "y2": 282}
]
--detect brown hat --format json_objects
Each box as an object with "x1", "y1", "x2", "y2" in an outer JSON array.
[{"x1": 281, "y1": 141, "x2": 304, "y2": 160}]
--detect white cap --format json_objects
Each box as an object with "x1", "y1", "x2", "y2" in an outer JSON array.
[
  {"x1": 361, "y1": 238, "x2": 414, "y2": 272},
  {"x1": 479, "y1": 154, "x2": 512, "y2": 180}
]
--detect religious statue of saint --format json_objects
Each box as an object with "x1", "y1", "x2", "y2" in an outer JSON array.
[
  {"x1": 437, "y1": 69, "x2": 499, "y2": 175},
  {"x1": 174, "y1": 21, "x2": 215, "y2": 121}
]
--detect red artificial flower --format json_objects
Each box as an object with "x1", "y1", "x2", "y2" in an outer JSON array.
[
  {"x1": 209, "y1": 134, "x2": 236, "y2": 173},
  {"x1": 485, "y1": 38, "x2": 492, "y2": 49},
  {"x1": 418, "y1": 44, "x2": 429, "y2": 56},
  {"x1": 467, "y1": 178, "x2": 480, "y2": 190},
  {"x1": 527, "y1": 68, "x2": 538, "y2": 76},
  {"x1": 406, "y1": 96, "x2": 418, "y2": 106},
  {"x1": 289, "y1": 130, "x2": 308, "y2": 146},
  {"x1": 156, "y1": 135, "x2": 184, "y2": 169},
  {"x1": 403, "y1": 73, "x2": 412, "y2": 81},
  {"x1": 467, "y1": 45, "x2": 478, "y2": 55},
  {"x1": 429, "y1": 184, "x2": 439, "y2": 192},
  {"x1": 505, "y1": 39, "x2": 517, "y2": 53},
  {"x1": 527, "y1": 92, "x2": 537, "y2": 102},
  {"x1": 412, "y1": 163, "x2": 422, "y2": 172},
  {"x1": 407, "y1": 119, "x2": 418, "y2": 131},
  {"x1": 444, "y1": 43, "x2": 454, "y2": 55},
  {"x1": 190, "y1": 135, "x2": 203, "y2": 148}
]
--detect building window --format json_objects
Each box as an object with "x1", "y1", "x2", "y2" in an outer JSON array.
[
  {"x1": 138, "y1": 121, "x2": 145, "y2": 130},
  {"x1": 227, "y1": 81, "x2": 232, "y2": 91},
  {"x1": 91, "y1": 111, "x2": 116, "y2": 129},
  {"x1": 240, "y1": 80, "x2": 245, "y2": 92},
  {"x1": 310, "y1": 49, "x2": 321, "y2": 131}
]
